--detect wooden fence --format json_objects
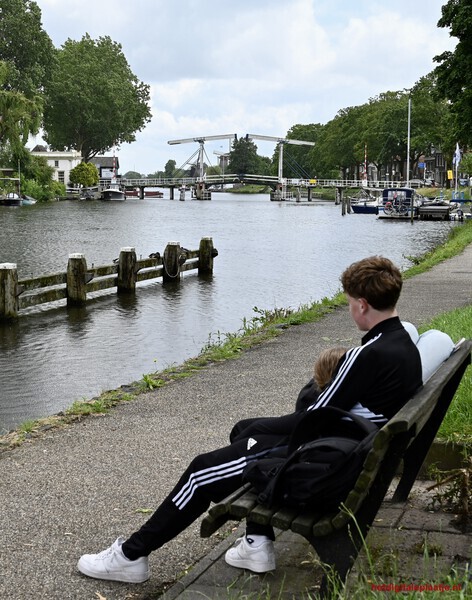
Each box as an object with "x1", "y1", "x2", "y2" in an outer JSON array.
[{"x1": 0, "y1": 237, "x2": 217, "y2": 320}]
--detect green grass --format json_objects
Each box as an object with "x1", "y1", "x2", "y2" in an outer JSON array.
[
  {"x1": 404, "y1": 218, "x2": 472, "y2": 278},
  {"x1": 419, "y1": 306, "x2": 472, "y2": 444}
]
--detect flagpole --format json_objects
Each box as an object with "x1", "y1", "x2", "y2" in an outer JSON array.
[
  {"x1": 455, "y1": 158, "x2": 458, "y2": 195},
  {"x1": 453, "y1": 142, "x2": 461, "y2": 196}
]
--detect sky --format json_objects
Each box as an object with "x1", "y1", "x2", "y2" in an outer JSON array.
[{"x1": 31, "y1": 0, "x2": 456, "y2": 176}]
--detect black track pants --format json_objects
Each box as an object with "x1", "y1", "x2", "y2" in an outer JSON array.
[{"x1": 122, "y1": 412, "x2": 304, "y2": 559}]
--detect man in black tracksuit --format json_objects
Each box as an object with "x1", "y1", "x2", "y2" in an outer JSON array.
[{"x1": 78, "y1": 256, "x2": 423, "y2": 583}]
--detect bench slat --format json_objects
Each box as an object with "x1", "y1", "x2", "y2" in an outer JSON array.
[
  {"x1": 200, "y1": 512, "x2": 231, "y2": 538},
  {"x1": 291, "y1": 511, "x2": 322, "y2": 537},
  {"x1": 247, "y1": 503, "x2": 276, "y2": 525},
  {"x1": 230, "y1": 491, "x2": 258, "y2": 518},
  {"x1": 271, "y1": 506, "x2": 299, "y2": 530},
  {"x1": 312, "y1": 515, "x2": 336, "y2": 536},
  {"x1": 207, "y1": 483, "x2": 252, "y2": 519}
]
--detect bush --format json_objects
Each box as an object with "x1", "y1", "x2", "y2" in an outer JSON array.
[{"x1": 21, "y1": 178, "x2": 65, "y2": 202}]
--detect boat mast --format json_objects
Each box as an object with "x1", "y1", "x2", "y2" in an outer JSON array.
[
  {"x1": 406, "y1": 98, "x2": 414, "y2": 223},
  {"x1": 406, "y1": 97, "x2": 411, "y2": 188}
]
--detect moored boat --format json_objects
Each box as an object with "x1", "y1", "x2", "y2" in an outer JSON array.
[
  {"x1": 0, "y1": 192, "x2": 21, "y2": 207},
  {"x1": 378, "y1": 187, "x2": 421, "y2": 220},
  {"x1": 100, "y1": 179, "x2": 126, "y2": 201},
  {"x1": 20, "y1": 195, "x2": 37, "y2": 206},
  {"x1": 0, "y1": 177, "x2": 22, "y2": 207},
  {"x1": 349, "y1": 189, "x2": 380, "y2": 214},
  {"x1": 418, "y1": 197, "x2": 454, "y2": 221}
]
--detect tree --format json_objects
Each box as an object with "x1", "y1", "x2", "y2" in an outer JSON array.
[
  {"x1": 0, "y1": 0, "x2": 55, "y2": 98},
  {"x1": 228, "y1": 137, "x2": 261, "y2": 174},
  {"x1": 409, "y1": 74, "x2": 453, "y2": 171},
  {"x1": 0, "y1": 61, "x2": 42, "y2": 154},
  {"x1": 69, "y1": 162, "x2": 99, "y2": 187},
  {"x1": 164, "y1": 159, "x2": 177, "y2": 177},
  {"x1": 460, "y1": 152, "x2": 472, "y2": 176},
  {"x1": 277, "y1": 123, "x2": 322, "y2": 178},
  {"x1": 43, "y1": 34, "x2": 152, "y2": 162},
  {"x1": 434, "y1": 0, "x2": 472, "y2": 147}
]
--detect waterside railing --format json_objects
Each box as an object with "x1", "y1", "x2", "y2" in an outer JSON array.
[{"x1": 0, "y1": 237, "x2": 217, "y2": 320}]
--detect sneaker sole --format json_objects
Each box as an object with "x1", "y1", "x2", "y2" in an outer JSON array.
[
  {"x1": 225, "y1": 554, "x2": 275, "y2": 573},
  {"x1": 77, "y1": 560, "x2": 150, "y2": 583}
]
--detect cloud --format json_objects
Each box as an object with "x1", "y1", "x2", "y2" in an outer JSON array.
[{"x1": 34, "y1": 0, "x2": 455, "y2": 173}]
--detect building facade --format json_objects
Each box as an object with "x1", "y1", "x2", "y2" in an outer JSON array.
[{"x1": 30, "y1": 146, "x2": 82, "y2": 186}]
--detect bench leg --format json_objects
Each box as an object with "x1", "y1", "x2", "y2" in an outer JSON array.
[
  {"x1": 392, "y1": 365, "x2": 469, "y2": 502},
  {"x1": 309, "y1": 432, "x2": 412, "y2": 596},
  {"x1": 308, "y1": 525, "x2": 365, "y2": 598}
]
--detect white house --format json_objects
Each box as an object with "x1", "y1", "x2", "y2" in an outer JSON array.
[{"x1": 30, "y1": 145, "x2": 82, "y2": 185}]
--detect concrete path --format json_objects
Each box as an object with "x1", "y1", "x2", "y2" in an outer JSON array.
[{"x1": 0, "y1": 246, "x2": 471, "y2": 600}]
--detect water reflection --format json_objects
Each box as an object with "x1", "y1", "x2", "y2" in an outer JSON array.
[{"x1": 0, "y1": 195, "x2": 455, "y2": 432}]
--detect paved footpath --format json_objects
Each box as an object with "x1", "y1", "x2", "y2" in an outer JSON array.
[{"x1": 0, "y1": 247, "x2": 471, "y2": 600}]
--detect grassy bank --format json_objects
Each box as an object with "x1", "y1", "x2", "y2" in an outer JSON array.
[
  {"x1": 419, "y1": 306, "x2": 472, "y2": 444},
  {"x1": 1, "y1": 220, "x2": 471, "y2": 452}
]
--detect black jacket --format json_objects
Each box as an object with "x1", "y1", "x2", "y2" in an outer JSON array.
[{"x1": 296, "y1": 317, "x2": 422, "y2": 424}]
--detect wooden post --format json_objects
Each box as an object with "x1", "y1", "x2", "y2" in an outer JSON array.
[
  {"x1": 339, "y1": 188, "x2": 346, "y2": 215},
  {"x1": 162, "y1": 242, "x2": 181, "y2": 282},
  {"x1": 0, "y1": 263, "x2": 19, "y2": 320},
  {"x1": 198, "y1": 237, "x2": 216, "y2": 275},
  {"x1": 67, "y1": 253, "x2": 87, "y2": 306},
  {"x1": 117, "y1": 247, "x2": 137, "y2": 293}
]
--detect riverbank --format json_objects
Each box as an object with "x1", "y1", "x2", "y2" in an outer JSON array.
[
  {"x1": 2, "y1": 219, "x2": 471, "y2": 453},
  {"x1": 0, "y1": 241, "x2": 470, "y2": 599}
]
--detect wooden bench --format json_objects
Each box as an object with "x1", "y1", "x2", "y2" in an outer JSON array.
[{"x1": 201, "y1": 339, "x2": 471, "y2": 597}]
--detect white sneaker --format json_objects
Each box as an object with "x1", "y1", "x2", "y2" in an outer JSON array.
[
  {"x1": 77, "y1": 537, "x2": 150, "y2": 583},
  {"x1": 225, "y1": 536, "x2": 276, "y2": 573}
]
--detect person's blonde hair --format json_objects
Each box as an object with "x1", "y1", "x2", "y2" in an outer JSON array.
[{"x1": 314, "y1": 347, "x2": 348, "y2": 390}]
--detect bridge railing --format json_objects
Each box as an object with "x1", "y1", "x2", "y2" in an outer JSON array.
[{"x1": 118, "y1": 175, "x2": 407, "y2": 190}]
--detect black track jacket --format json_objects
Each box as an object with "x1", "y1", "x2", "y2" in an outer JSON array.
[{"x1": 297, "y1": 317, "x2": 422, "y2": 425}]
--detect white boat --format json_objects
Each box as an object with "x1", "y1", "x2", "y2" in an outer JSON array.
[
  {"x1": 349, "y1": 190, "x2": 380, "y2": 214},
  {"x1": 20, "y1": 195, "x2": 37, "y2": 206},
  {"x1": 100, "y1": 179, "x2": 126, "y2": 201},
  {"x1": 0, "y1": 178, "x2": 22, "y2": 207}
]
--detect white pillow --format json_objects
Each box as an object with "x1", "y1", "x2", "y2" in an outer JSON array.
[
  {"x1": 416, "y1": 330, "x2": 455, "y2": 382},
  {"x1": 402, "y1": 321, "x2": 419, "y2": 344}
]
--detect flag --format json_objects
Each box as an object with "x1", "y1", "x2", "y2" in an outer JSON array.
[{"x1": 453, "y1": 142, "x2": 461, "y2": 166}]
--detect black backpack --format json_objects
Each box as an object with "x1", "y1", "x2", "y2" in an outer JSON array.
[{"x1": 242, "y1": 406, "x2": 379, "y2": 510}]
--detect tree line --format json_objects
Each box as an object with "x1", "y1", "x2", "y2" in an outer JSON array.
[{"x1": 1, "y1": 0, "x2": 471, "y2": 198}]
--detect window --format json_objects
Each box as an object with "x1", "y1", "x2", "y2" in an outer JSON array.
[
  {"x1": 58, "y1": 171, "x2": 65, "y2": 184},
  {"x1": 55, "y1": 160, "x2": 59, "y2": 168}
]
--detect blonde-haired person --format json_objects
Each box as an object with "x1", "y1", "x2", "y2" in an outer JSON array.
[{"x1": 314, "y1": 346, "x2": 348, "y2": 390}]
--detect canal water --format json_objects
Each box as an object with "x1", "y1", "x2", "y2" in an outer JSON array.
[{"x1": 0, "y1": 193, "x2": 456, "y2": 433}]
